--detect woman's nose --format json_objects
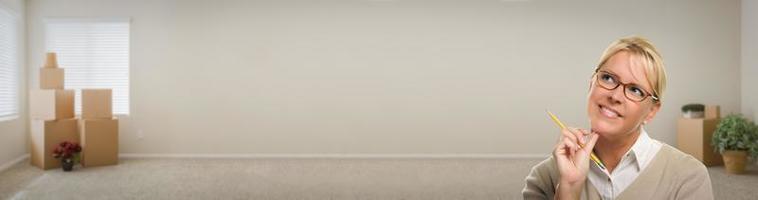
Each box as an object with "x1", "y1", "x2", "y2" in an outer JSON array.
[{"x1": 607, "y1": 86, "x2": 625, "y2": 104}]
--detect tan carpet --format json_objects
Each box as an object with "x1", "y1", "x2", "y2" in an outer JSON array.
[{"x1": 0, "y1": 158, "x2": 756, "y2": 199}]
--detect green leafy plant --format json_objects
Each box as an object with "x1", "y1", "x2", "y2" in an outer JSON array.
[{"x1": 712, "y1": 114, "x2": 758, "y2": 159}]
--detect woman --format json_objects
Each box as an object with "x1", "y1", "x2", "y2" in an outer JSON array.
[{"x1": 522, "y1": 36, "x2": 713, "y2": 200}]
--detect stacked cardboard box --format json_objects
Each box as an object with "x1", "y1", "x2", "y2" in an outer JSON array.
[
  {"x1": 30, "y1": 53, "x2": 80, "y2": 170},
  {"x1": 79, "y1": 89, "x2": 119, "y2": 167},
  {"x1": 40, "y1": 52, "x2": 63, "y2": 89},
  {"x1": 30, "y1": 90, "x2": 74, "y2": 120},
  {"x1": 677, "y1": 105, "x2": 723, "y2": 166},
  {"x1": 30, "y1": 119, "x2": 79, "y2": 169}
]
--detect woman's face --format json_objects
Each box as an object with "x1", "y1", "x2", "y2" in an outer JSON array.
[{"x1": 587, "y1": 51, "x2": 660, "y2": 138}]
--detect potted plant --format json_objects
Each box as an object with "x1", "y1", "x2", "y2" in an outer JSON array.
[
  {"x1": 52, "y1": 141, "x2": 82, "y2": 172},
  {"x1": 711, "y1": 114, "x2": 758, "y2": 174},
  {"x1": 681, "y1": 103, "x2": 705, "y2": 118}
]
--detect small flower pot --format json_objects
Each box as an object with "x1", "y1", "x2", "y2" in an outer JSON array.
[
  {"x1": 61, "y1": 159, "x2": 74, "y2": 172},
  {"x1": 722, "y1": 150, "x2": 748, "y2": 174}
]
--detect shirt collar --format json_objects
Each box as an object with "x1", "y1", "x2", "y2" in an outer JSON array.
[{"x1": 625, "y1": 128, "x2": 654, "y2": 170}]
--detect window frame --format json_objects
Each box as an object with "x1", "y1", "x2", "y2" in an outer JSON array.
[
  {"x1": 44, "y1": 17, "x2": 131, "y2": 116},
  {"x1": 0, "y1": 3, "x2": 21, "y2": 122}
]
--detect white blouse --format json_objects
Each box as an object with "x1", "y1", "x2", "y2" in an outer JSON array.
[{"x1": 587, "y1": 128, "x2": 663, "y2": 200}]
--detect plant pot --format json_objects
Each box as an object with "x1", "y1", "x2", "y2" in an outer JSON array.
[
  {"x1": 722, "y1": 150, "x2": 748, "y2": 174},
  {"x1": 61, "y1": 159, "x2": 74, "y2": 172}
]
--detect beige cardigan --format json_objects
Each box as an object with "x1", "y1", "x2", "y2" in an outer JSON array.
[{"x1": 522, "y1": 144, "x2": 713, "y2": 200}]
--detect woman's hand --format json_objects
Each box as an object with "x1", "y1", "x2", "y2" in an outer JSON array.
[{"x1": 553, "y1": 127, "x2": 599, "y2": 200}]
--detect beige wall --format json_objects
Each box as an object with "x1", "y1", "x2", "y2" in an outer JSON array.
[
  {"x1": 26, "y1": 0, "x2": 742, "y2": 156},
  {"x1": 743, "y1": 0, "x2": 758, "y2": 122},
  {"x1": 0, "y1": 0, "x2": 26, "y2": 168}
]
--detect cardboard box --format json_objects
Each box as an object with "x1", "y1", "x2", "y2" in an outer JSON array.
[
  {"x1": 81, "y1": 89, "x2": 113, "y2": 119},
  {"x1": 43, "y1": 52, "x2": 59, "y2": 68},
  {"x1": 30, "y1": 89, "x2": 74, "y2": 120},
  {"x1": 30, "y1": 118, "x2": 79, "y2": 170},
  {"x1": 705, "y1": 105, "x2": 720, "y2": 119},
  {"x1": 39, "y1": 68, "x2": 64, "y2": 89},
  {"x1": 79, "y1": 118, "x2": 119, "y2": 167},
  {"x1": 677, "y1": 118, "x2": 723, "y2": 166}
]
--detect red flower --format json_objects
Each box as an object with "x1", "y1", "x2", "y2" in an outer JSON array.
[{"x1": 52, "y1": 141, "x2": 82, "y2": 160}]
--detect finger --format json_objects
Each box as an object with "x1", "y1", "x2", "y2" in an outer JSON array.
[
  {"x1": 553, "y1": 139, "x2": 566, "y2": 155},
  {"x1": 567, "y1": 127, "x2": 585, "y2": 145},
  {"x1": 554, "y1": 134, "x2": 569, "y2": 153},
  {"x1": 577, "y1": 128, "x2": 591, "y2": 136},
  {"x1": 553, "y1": 140, "x2": 570, "y2": 163},
  {"x1": 563, "y1": 137, "x2": 578, "y2": 153},
  {"x1": 554, "y1": 143, "x2": 567, "y2": 157},
  {"x1": 554, "y1": 146, "x2": 570, "y2": 167},
  {"x1": 583, "y1": 133, "x2": 600, "y2": 153},
  {"x1": 577, "y1": 128, "x2": 591, "y2": 145},
  {"x1": 561, "y1": 129, "x2": 578, "y2": 146}
]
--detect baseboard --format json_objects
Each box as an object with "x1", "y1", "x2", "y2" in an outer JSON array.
[
  {"x1": 119, "y1": 153, "x2": 549, "y2": 159},
  {"x1": 0, "y1": 154, "x2": 29, "y2": 173}
]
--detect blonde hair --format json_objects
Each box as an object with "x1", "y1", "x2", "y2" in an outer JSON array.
[{"x1": 594, "y1": 36, "x2": 667, "y2": 103}]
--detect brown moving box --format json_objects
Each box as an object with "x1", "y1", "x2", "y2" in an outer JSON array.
[
  {"x1": 43, "y1": 52, "x2": 58, "y2": 68},
  {"x1": 79, "y1": 118, "x2": 119, "y2": 167},
  {"x1": 30, "y1": 89, "x2": 74, "y2": 120},
  {"x1": 81, "y1": 89, "x2": 113, "y2": 119},
  {"x1": 677, "y1": 118, "x2": 723, "y2": 166},
  {"x1": 39, "y1": 68, "x2": 64, "y2": 89},
  {"x1": 705, "y1": 105, "x2": 720, "y2": 119},
  {"x1": 30, "y1": 118, "x2": 79, "y2": 170}
]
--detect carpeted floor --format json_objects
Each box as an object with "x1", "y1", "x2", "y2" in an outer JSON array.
[{"x1": 0, "y1": 158, "x2": 756, "y2": 199}]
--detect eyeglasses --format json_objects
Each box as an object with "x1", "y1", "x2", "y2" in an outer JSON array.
[{"x1": 594, "y1": 70, "x2": 659, "y2": 102}]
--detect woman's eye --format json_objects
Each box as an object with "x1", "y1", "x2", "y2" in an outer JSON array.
[
  {"x1": 601, "y1": 74, "x2": 616, "y2": 83},
  {"x1": 628, "y1": 86, "x2": 645, "y2": 97}
]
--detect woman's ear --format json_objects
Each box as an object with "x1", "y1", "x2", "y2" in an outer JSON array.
[{"x1": 643, "y1": 102, "x2": 661, "y2": 124}]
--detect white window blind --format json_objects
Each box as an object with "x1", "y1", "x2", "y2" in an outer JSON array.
[
  {"x1": 0, "y1": 5, "x2": 19, "y2": 120},
  {"x1": 46, "y1": 18, "x2": 130, "y2": 115}
]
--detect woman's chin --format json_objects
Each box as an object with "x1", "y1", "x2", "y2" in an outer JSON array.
[{"x1": 590, "y1": 121, "x2": 620, "y2": 135}]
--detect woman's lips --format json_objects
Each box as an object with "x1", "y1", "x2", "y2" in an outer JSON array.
[{"x1": 599, "y1": 105, "x2": 622, "y2": 118}]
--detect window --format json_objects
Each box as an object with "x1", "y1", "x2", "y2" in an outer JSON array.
[
  {"x1": 46, "y1": 18, "x2": 130, "y2": 115},
  {"x1": 0, "y1": 4, "x2": 19, "y2": 121}
]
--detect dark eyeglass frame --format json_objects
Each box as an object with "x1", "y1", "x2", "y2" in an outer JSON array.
[{"x1": 593, "y1": 70, "x2": 660, "y2": 102}]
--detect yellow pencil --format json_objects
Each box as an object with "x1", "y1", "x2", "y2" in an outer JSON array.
[{"x1": 546, "y1": 110, "x2": 606, "y2": 170}]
